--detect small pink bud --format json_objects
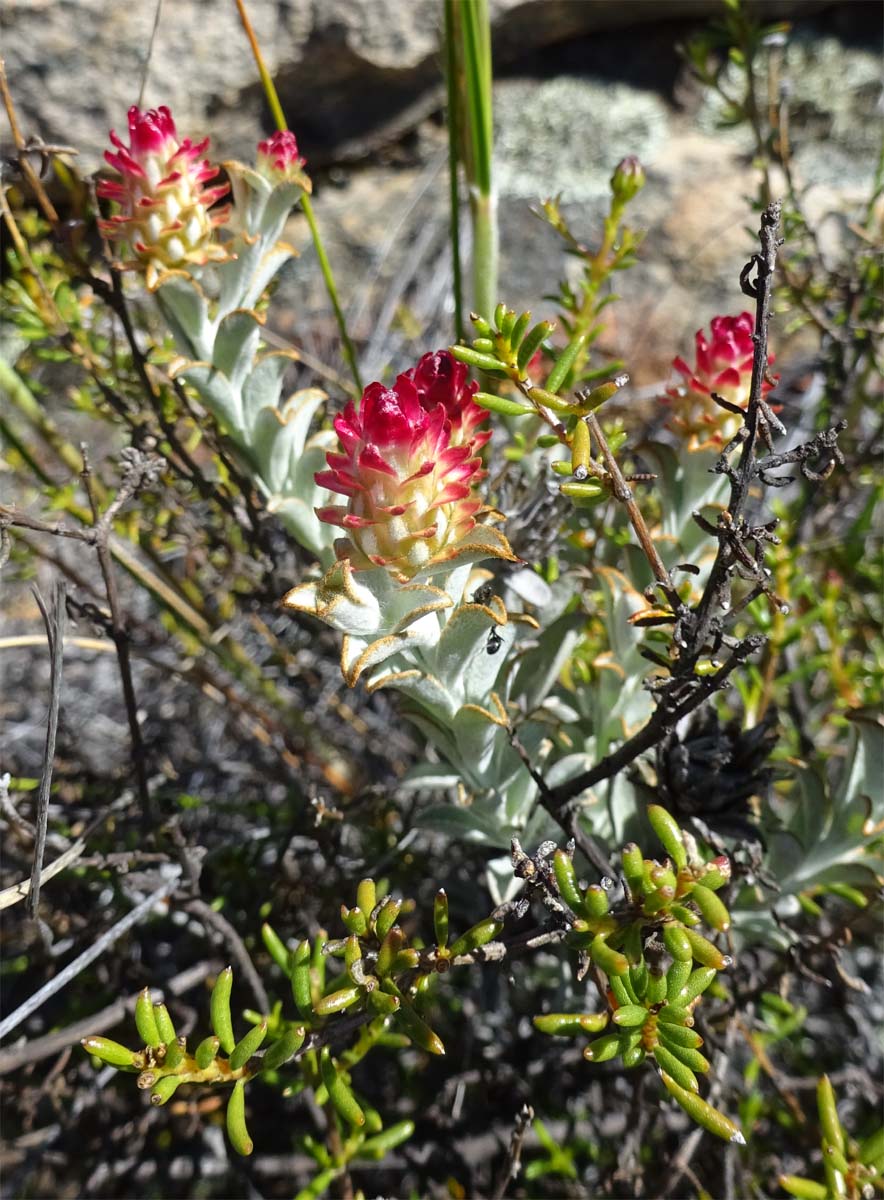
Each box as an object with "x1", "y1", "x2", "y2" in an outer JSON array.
[{"x1": 256, "y1": 130, "x2": 309, "y2": 185}]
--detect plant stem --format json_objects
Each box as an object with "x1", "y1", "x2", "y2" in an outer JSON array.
[
  {"x1": 586, "y1": 412, "x2": 678, "y2": 606},
  {"x1": 233, "y1": 0, "x2": 363, "y2": 394},
  {"x1": 443, "y1": 0, "x2": 464, "y2": 341},
  {"x1": 470, "y1": 188, "x2": 499, "y2": 326},
  {"x1": 456, "y1": 0, "x2": 497, "y2": 321},
  {"x1": 300, "y1": 195, "x2": 362, "y2": 394}
]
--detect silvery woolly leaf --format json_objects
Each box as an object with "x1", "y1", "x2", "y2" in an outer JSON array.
[
  {"x1": 259, "y1": 181, "x2": 308, "y2": 248},
  {"x1": 213, "y1": 310, "x2": 263, "y2": 391},
  {"x1": 368, "y1": 665, "x2": 455, "y2": 717},
  {"x1": 506, "y1": 567, "x2": 553, "y2": 608},
  {"x1": 764, "y1": 712, "x2": 884, "y2": 897},
  {"x1": 434, "y1": 603, "x2": 514, "y2": 702},
  {"x1": 409, "y1": 524, "x2": 519, "y2": 584},
  {"x1": 240, "y1": 243, "x2": 297, "y2": 314},
  {"x1": 273, "y1": 497, "x2": 336, "y2": 561},
  {"x1": 267, "y1": 436, "x2": 338, "y2": 560},
  {"x1": 251, "y1": 392, "x2": 329, "y2": 493},
  {"x1": 244, "y1": 372, "x2": 323, "y2": 448},
  {"x1": 508, "y1": 614, "x2": 582, "y2": 714},
  {"x1": 417, "y1": 803, "x2": 512, "y2": 849},
  {"x1": 172, "y1": 362, "x2": 241, "y2": 431},
  {"x1": 451, "y1": 699, "x2": 509, "y2": 777},
  {"x1": 155, "y1": 273, "x2": 213, "y2": 360},
  {"x1": 486, "y1": 853, "x2": 523, "y2": 906},
  {"x1": 284, "y1": 562, "x2": 451, "y2": 640},
  {"x1": 342, "y1": 625, "x2": 440, "y2": 687},
  {"x1": 226, "y1": 162, "x2": 273, "y2": 235}
]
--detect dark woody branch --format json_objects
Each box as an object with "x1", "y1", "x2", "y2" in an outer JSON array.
[{"x1": 542, "y1": 201, "x2": 845, "y2": 815}]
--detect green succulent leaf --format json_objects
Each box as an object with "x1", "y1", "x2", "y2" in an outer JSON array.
[{"x1": 210, "y1": 967, "x2": 236, "y2": 1054}]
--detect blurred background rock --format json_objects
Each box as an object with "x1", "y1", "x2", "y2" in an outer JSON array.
[{"x1": 4, "y1": 0, "x2": 880, "y2": 383}]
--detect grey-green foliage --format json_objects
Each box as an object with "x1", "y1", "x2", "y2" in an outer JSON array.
[{"x1": 736, "y1": 712, "x2": 884, "y2": 946}]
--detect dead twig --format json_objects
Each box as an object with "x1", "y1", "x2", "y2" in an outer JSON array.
[
  {"x1": 491, "y1": 1103, "x2": 535, "y2": 1200},
  {"x1": 0, "y1": 867, "x2": 183, "y2": 1042},
  {"x1": 544, "y1": 202, "x2": 801, "y2": 814},
  {"x1": 80, "y1": 446, "x2": 161, "y2": 823},
  {"x1": 0, "y1": 960, "x2": 213, "y2": 1076},
  {"x1": 586, "y1": 411, "x2": 679, "y2": 609},
  {"x1": 27, "y1": 581, "x2": 65, "y2": 919}
]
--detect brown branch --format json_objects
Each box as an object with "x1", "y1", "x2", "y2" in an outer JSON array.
[
  {"x1": 544, "y1": 637, "x2": 762, "y2": 811},
  {"x1": 682, "y1": 201, "x2": 783, "y2": 666},
  {"x1": 183, "y1": 898, "x2": 270, "y2": 1015},
  {"x1": 491, "y1": 1103, "x2": 535, "y2": 1200},
  {"x1": 586, "y1": 411, "x2": 678, "y2": 607},
  {"x1": 544, "y1": 203, "x2": 785, "y2": 813},
  {"x1": 0, "y1": 961, "x2": 215, "y2": 1077},
  {"x1": 80, "y1": 448, "x2": 160, "y2": 823},
  {"x1": 0, "y1": 507, "x2": 98, "y2": 545},
  {"x1": 0, "y1": 59, "x2": 60, "y2": 226}
]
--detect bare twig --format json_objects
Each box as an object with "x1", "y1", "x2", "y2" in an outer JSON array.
[
  {"x1": 0, "y1": 58, "x2": 60, "y2": 226},
  {"x1": 183, "y1": 898, "x2": 270, "y2": 1015},
  {"x1": 491, "y1": 1103, "x2": 535, "y2": 1200},
  {"x1": 81, "y1": 447, "x2": 160, "y2": 822},
  {"x1": 0, "y1": 867, "x2": 183, "y2": 1042},
  {"x1": 27, "y1": 581, "x2": 65, "y2": 919},
  {"x1": 682, "y1": 201, "x2": 783, "y2": 664},
  {"x1": 2, "y1": 831, "x2": 86, "y2": 912},
  {"x1": 0, "y1": 960, "x2": 213, "y2": 1076},
  {"x1": 586, "y1": 411, "x2": 678, "y2": 607},
  {"x1": 545, "y1": 203, "x2": 790, "y2": 813},
  {"x1": 544, "y1": 638, "x2": 762, "y2": 812}
]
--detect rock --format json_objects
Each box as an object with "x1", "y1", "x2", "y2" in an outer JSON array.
[
  {"x1": 4, "y1": 0, "x2": 876, "y2": 388},
  {"x1": 4, "y1": 0, "x2": 832, "y2": 168}
]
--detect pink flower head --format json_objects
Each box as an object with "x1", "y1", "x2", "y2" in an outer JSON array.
[
  {"x1": 256, "y1": 130, "x2": 308, "y2": 184},
  {"x1": 316, "y1": 352, "x2": 491, "y2": 580},
  {"x1": 98, "y1": 105, "x2": 230, "y2": 288},
  {"x1": 402, "y1": 350, "x2": 491, "y2": 451},
  {"x1": 664, "y1": 313, "x2": 777, "y2": 451}
]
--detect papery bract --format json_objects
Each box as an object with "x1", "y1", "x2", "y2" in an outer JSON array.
[
  {"x1": 98, "y1": 105, "x2": 230, "y2": 289},
  {"x1": 664, "y1": 313, "x2": 776, "y2": 451},
  {"x1": 403, "y1": 350, "x2": 491, "y2": 450},
  {"x1": 315, "y1": 351, "x2": 499, "y2": 581}
]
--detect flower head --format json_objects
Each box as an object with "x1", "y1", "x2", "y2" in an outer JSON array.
[
  {"x1": 256, "y1": 130, "x2": 309, "y2": 186},
  {"x1": 98, "y1": 105, "x2": 230, "y2": 288},
  {"x1": 402, "y1": 350, "x2": 491, "y2": 450},
  {"x1": 316, "y1": 351, "x2": 497, "y2": 581},
  {"x1": 664, "y1": 312, "x2": 776, "y2": 451}
]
